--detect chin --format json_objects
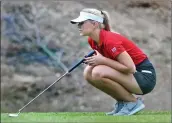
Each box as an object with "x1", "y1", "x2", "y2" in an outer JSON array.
[
  {"x1": 80, "y1": 33, "x2": 84, "y2": 36},
  {"x1": 80, "y1": 33, "x2": 87, "y2": 36}
]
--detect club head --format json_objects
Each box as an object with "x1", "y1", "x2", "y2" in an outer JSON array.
[{"x1": 8, "y1": 113, "x2": 19, "y2": 117}]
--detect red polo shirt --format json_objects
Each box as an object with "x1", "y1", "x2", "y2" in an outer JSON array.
[{"x1": 88, "y1": 29, "x2": 147, "y2": 65}]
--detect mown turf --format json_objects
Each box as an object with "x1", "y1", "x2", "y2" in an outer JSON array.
[{"x1": 1, "y1": 111, "x2": 171, "y2": 123}]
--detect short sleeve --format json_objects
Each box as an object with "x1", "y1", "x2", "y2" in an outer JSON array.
[{"x1": 106, "y1": 40, "x2": 125, "y2": 59}]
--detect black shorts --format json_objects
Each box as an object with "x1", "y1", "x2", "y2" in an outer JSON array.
[{"x1": 133, "y1": 58, "x2": 156, "y2": 95}]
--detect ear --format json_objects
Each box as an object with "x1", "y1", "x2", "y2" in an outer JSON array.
[
  {"x1": 96, "y1": 21, "x2": 100, "y2": 26},
  {"x1": 93, "y1": 21, "x2": 100, "y2": 28}
]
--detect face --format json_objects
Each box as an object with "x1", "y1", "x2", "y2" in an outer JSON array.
[{"x1": 77, "y1": 20, "x2": 97, "y2": 36}]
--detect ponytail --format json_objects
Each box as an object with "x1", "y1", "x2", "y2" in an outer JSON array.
[
  {"x1": 81, "y1": 8, "x2": 111, "y2": 31},
  {"x1": 101, "y1": 11, "x2": 111, "y2": 31}
]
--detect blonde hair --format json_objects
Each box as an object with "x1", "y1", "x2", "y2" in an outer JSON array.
[{"x1": 81, "y1": 8, "x2": 111, "y2": 31}]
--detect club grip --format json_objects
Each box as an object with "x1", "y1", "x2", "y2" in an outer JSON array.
[{"x1": 68, "y1": 50, "x2": 95, "y2": 73}]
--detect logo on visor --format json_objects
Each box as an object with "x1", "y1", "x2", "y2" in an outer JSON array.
[{"x1": 111, "y1": 47, "x2": 116, "y2": 52}]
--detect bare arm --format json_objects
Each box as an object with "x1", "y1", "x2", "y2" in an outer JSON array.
[
  {"x1": 102, "y1": 51, "x2": 136, "y2": 74},
  {"x1": 84, "y1": 50, "x2": 136, "y2": 74}
]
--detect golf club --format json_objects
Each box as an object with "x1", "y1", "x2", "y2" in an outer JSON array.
[{"x1": 8, "y1": 50, "x2": 95, "y2": 117}]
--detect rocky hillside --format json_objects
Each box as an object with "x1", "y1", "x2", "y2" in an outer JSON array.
[{"x1": 1, "y1": 0, "x2": 171, "y2": 113}]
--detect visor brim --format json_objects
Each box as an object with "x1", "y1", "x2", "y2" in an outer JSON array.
[{"x1": 70, "y1": 16, "x2": 87, "y2": 24}]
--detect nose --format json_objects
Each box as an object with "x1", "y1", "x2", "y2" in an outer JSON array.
[
  {"x1": 78, "y1": 24, "x2": 81, "y2": 28},
  {"x1": 78, "y1": 21, "x2": 85, "y2": 27},
  {"x1": 78, "y1": 23, "x2": 82, "y2": 28}
]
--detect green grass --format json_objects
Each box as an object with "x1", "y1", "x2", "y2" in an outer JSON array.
[{"x1": 1, "y1": 111, "x2": 171, "y2": 123}]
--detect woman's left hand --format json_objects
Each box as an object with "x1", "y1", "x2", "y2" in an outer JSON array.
[{"x1": 84, "y1": 50, "x2": 105, "y2": 66}]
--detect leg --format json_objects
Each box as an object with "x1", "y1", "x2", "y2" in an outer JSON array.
[
  {"x1": 91, "y1": 65, "x2": 145, "y2": 115},
  {"x1": 83, "y1": 65, "x2": 122, "y2": 101},
  {"x1": 92, "y1": 65, "x2": 143, "y2": 95},
  {"x1": 83, "y1": 65, "x2": 145, "y2": 115},
  {"x1": 83, "y1": 65, "x2": 136, "y2": 102},
  {"x1": 96, "y1": 78, "x2": 137, "y2": 102},
  {"x1": 83, "y1": 65, "x2": 114, "y2": 97}
]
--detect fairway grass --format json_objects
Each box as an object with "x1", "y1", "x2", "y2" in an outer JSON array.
[{"x1": 1, "y1": 111, "x2": 171, "y2": 123}]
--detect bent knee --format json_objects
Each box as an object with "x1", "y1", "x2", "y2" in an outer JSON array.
[
  {"x1": 83, "y1": 65, "x2": 94, "y2": 81},
  {"x1": 92, "y1": 65, "x2": 106, "y2": 81}
]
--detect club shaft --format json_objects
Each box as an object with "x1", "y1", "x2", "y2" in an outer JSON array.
[
  {"x1": 17, "y1": 51, "x2": 95, "y2": 113},
  {"x1": 19, "y1": 72, "x2": 68, "y2": 112}
]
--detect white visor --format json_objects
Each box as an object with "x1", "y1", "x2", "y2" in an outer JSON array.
[{"x1": 71, "y1": 11, "x2": 103, "y2": 24}]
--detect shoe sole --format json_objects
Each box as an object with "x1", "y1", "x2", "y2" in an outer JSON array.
[
  {"x1": 128, "y1": 104, "x2": 145, "y2": 115},
  {"x1": 106, "y1": 111, "x2": 116, "y2": 115}
]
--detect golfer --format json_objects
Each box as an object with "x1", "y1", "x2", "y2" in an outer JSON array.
[{"x1": 70, "y1": 8, "x2": 156, "y2": 116}]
